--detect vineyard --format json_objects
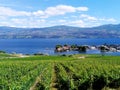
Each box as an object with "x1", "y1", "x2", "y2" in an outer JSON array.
[{"x1": 0, "y1": 54, "x2": 120, "y2": 90}]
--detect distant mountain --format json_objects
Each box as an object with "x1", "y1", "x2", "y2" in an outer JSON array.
[
  {"x1": 0, "y1": 24, "x2": 120, "y2": 38},
  {"x1": 91, "y1": 24, "x2": 120, "y2": 31}
]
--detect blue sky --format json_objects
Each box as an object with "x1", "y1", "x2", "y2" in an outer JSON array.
[{"x1": 0, "y1": 0, "x2": 120, "y2": 28}]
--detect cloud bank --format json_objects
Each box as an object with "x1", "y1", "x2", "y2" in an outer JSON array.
[{"x1": 0, "y1": 5, "x2": 116, "y2": 28}]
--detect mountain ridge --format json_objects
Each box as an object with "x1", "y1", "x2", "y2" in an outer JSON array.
[
  {"x1": 0, "y1": 24, "x2": 120, "y2": 38},
  {"x1": 0, "y1": 23, "x2": 120, "y2": 30}
]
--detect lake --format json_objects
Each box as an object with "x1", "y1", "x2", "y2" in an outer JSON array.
[{"x1": 0, "y1": 38, "x2": 120, "y2": 55}]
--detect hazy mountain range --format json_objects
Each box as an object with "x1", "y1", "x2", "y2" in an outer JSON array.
[{"x1": 0, "y1": 24, "x2": 120, "y2": 39}]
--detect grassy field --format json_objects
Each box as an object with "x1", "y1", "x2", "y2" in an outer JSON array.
[{"x1": 0, "y1": 53, "x2": 120, "y2": 90}]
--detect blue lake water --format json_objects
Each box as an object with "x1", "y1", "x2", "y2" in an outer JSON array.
[{"x1": 0, "y1": 38, "x2": 120, "y2": 55}]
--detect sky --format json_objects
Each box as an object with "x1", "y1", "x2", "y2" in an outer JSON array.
[{"x1": 0, "y1": 0, "x2": 120, "y2": 28}]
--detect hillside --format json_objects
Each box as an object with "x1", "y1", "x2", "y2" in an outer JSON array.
[{"x1": 0, "y1": 24, "x2": 120, "y2": 38}]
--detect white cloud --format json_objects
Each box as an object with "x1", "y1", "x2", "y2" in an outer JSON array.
[
  {"x1": 0, "y1": 5, "x2": 88, "y2": 18},
  {"x1": 58, "y1": 19, "x2": 66, "y2": 23},
  {"x1": 76, "y1": 7, "x2": 88, "y2": 11},
  {"x1": 80, "y1": 14, "x2": 116, "y2": 24},
  {"x1": 45, "y1": 5, "x2": 75, "y2": 16},
  {"x1": 107, "y1": 18, "x2": 116, "y2": 22},
  {"x1": 0, "y1": 18, "x2": 46, "y2": 28},
  {"x1": 45, "y1": 5, "x2": 88, "y2": 15},
  {"x1": 33, "y1": 10, "x2": 44, "y2": 16},
  {"x1": 34, "y1": 5, "x2": 88, "y2": 18},
  {"x1": 0, "y1": 7, "x2": 31, "y2": 17},
  {"x1": 11, "y1": 18, "x2": 24, "y2": 24},
  {"x1": 99, "y1": 18, "x2": 116, "y2": 22},
  {"x1": 80, "y1": 14, "x2": 98, "y2": 21},
  {"x1": 0, "y1": 16, "x2": 7, "y2": 20},
  {"x1": 68, "y1": 20, "x2": 85, "y2": 27},
  {"x1": 0, "y1": 5, "x2": 117, "y2": 28}
]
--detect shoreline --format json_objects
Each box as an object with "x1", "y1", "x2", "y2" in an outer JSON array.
[{"x1": 1, "y1": 43, "x2": 120, "y2": 56}]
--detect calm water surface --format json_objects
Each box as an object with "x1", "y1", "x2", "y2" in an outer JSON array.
[{"x1": 0, "y1": 38, "x2": 120, "y2": 55}]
